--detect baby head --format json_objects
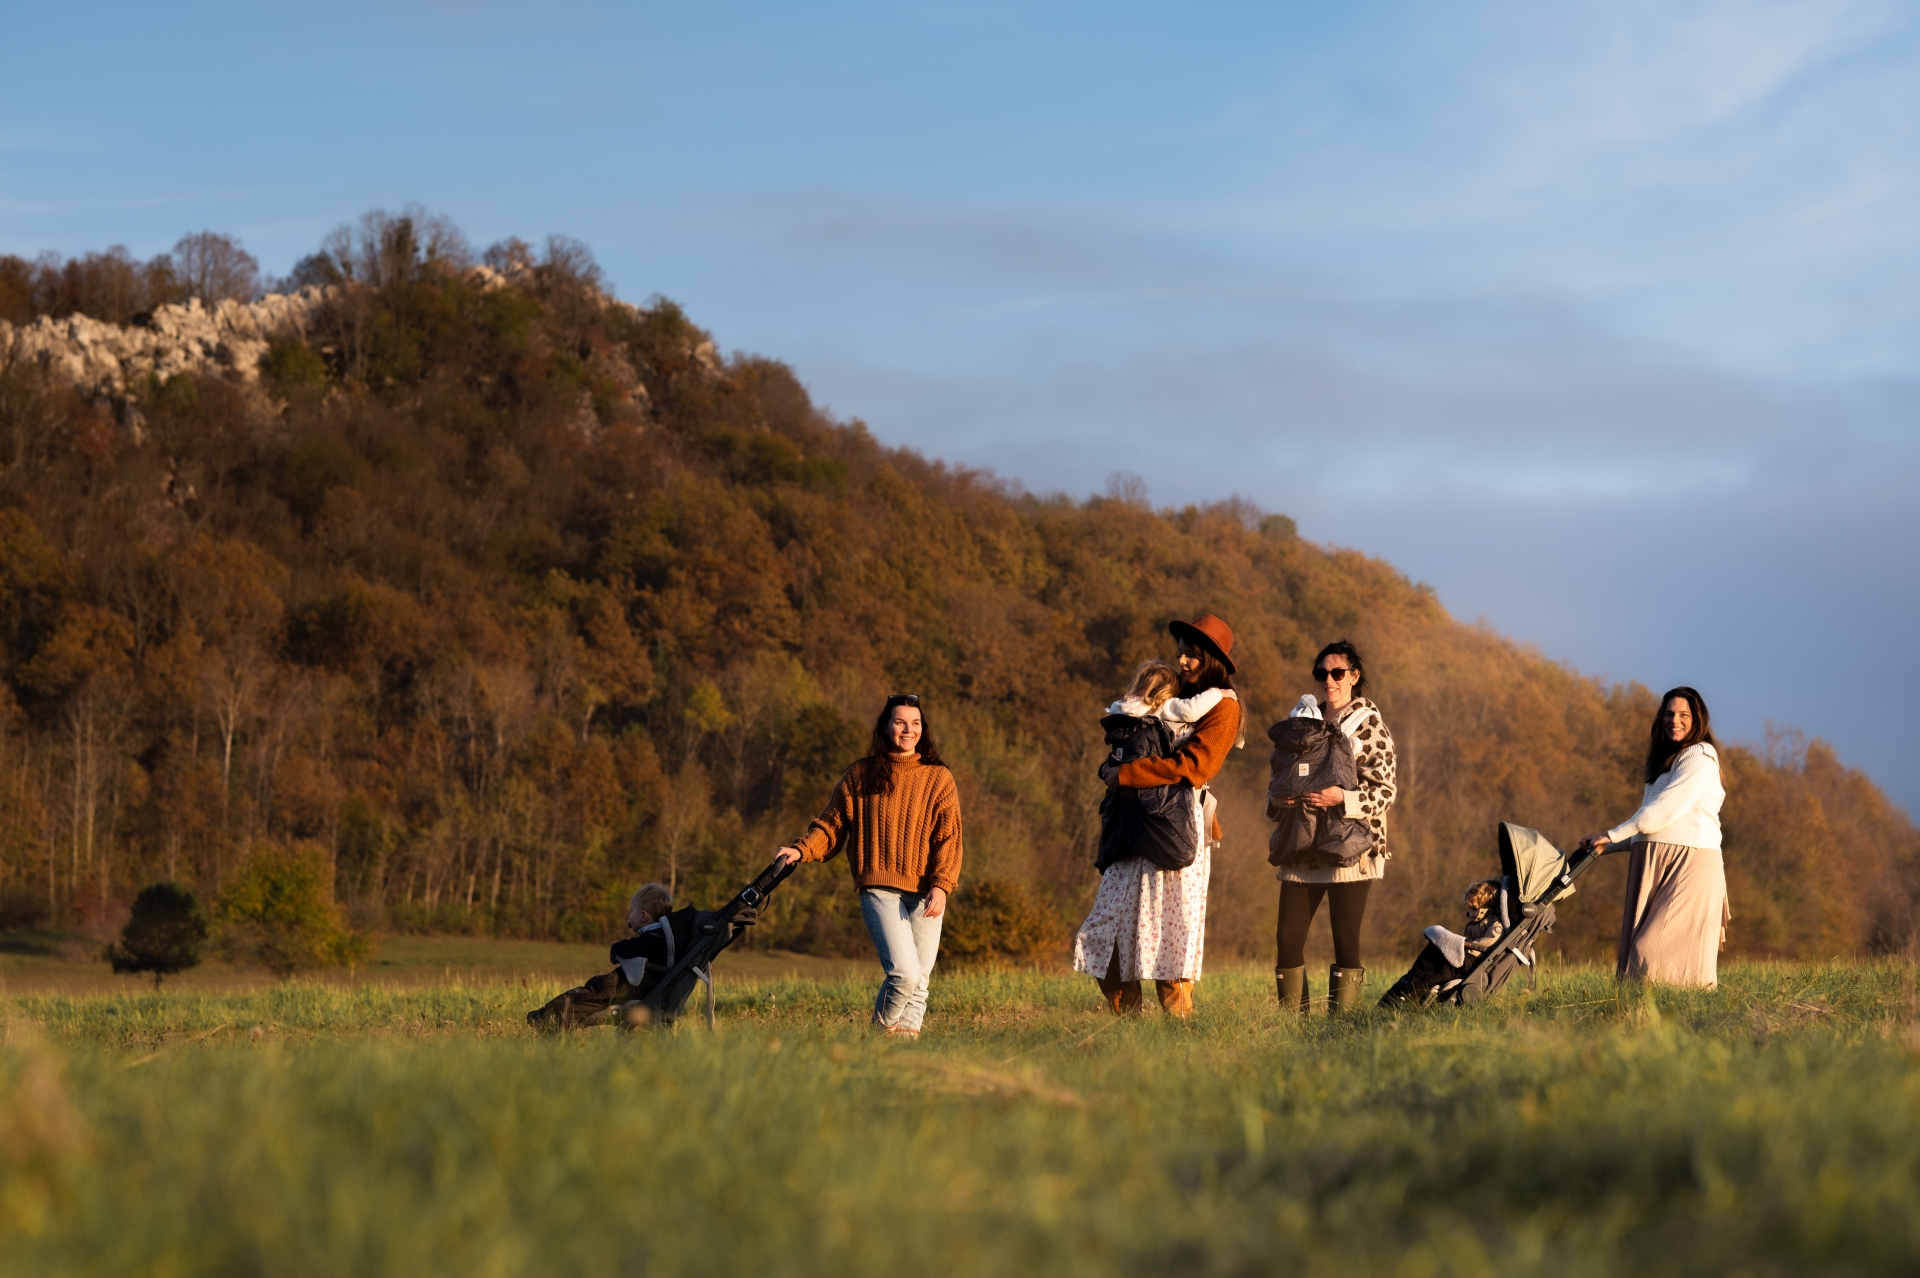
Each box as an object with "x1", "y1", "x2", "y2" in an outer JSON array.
[
  {"x1": 1124, "y1": 660, "x2": 1180, "y2": 711},
  {"x1": 628, "y1": 882, "x2": 672, "y2": 933},
  {"x1": 1463, "y1": 879, "x2": 1500, "y2": 918}
]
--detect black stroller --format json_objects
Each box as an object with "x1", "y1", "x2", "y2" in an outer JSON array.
[
  {"x1": 1380, "y1": 823, "x2": 1602, "y2": 1007},
  {"x1": 625, "y1": 857, "x2": 798, "y2": 1029}
]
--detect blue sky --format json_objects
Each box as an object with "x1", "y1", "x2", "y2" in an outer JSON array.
[{"x1": 4, "y1": 1, "x2": 1918, "y2": 807}]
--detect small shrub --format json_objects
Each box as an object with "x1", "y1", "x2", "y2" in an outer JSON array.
[
  {"x1": 105, "y1": 883, "x2": 208, "y2": 987},
  {"x1": 216, "y1": 844, "x2": 372, "y2": 977},
  {"x1": 938, "y1": 878, "x2": 1061, "y2": 969},
  {"x1": 259, "y1": 339, "x2": 328, "y2": 400}
]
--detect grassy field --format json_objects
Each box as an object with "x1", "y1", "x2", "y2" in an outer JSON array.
[
  {"x1": 4, "y1": 961, "x2": 1918, "y2": 1276},
  {"x1": 0, "y1": 929, "x2": 867, "y2": 994}
]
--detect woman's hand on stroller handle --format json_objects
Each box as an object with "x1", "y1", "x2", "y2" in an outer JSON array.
[{"x1": 1577, "y1": 834, "x2": 1611, "y2": 854}]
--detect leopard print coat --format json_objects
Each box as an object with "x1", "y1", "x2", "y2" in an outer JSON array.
[{"x1": 1278, "y1": 696, "x2": 1398, "y2": 885}]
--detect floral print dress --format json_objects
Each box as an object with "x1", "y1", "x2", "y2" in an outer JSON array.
[
  {"x1": 1073, "y1": 694, "x2": 1239, "y2": 983},
  {"x1": 1072, "y1": 791, "x2": 1212, "y2": 982}
]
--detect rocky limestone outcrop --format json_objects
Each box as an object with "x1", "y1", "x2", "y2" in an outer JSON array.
[
  {"x1": 0, "y1": 287, "x2": 329, "y2": 401},
  {"x1": 0, "y1": 267, "x2": 689, "y2": 441}
]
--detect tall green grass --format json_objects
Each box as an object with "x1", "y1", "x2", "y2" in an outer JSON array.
[{"x1": 5, "y1": 963, "x2": 1919, "y2": 1275}]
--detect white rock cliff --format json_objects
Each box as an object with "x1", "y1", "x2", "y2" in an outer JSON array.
[
  {"x1": 0, "y1": 287, "x2": 330, "y2": 400},
  {"x1": 0, "y1": 269, "x2": 684, "y2": 443}
]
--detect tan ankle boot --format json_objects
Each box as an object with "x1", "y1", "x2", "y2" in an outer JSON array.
[
  {"x1": 1097, "y1": 979, "x2": 1142, "y2": 1015},
  {"x1": 1155, "y1": 979, "x2": 1194, "y2": 1018},
  {"x1": 1274, "y1": 966, "x2": 1308, "y2": 1013},
  {"x1": 1329, "y1": 965, "x2": 1366, "y2": 1014},
  {"x1": 1096, "y1": 951, "x2": 1143, "y2": 1015}
]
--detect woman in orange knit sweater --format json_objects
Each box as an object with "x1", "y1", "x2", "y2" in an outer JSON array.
[
  {"x1": 774, "y1": 694, "x2": 963, "y2": 1037},
  {"x1": 1072, "y1": 614, "x2": 1243, "y2": 1018}
]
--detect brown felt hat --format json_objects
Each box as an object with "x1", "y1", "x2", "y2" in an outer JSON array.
[{"x1": 1168, "y1": 613, "x2": 1236, "y2": 674}]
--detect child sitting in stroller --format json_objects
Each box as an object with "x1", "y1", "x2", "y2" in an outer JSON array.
[
  {"x1": 1378, "y1": 878, "x2": 1509, "y2": 1006},
  {"x1": 527, "y1": 882, "x2": 699, "y2": 1029},
  {"x1": 1460, "y1": 879, "x2": 1505, "y2": 956}
]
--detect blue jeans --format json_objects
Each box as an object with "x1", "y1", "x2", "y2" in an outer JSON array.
[{"x1": 860, "y1": 887, "x2": 944, "y2": 1032}]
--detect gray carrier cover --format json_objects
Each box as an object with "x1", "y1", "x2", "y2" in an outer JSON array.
[
  {"x1": 1096, "y1": 712, "x2": 1199, "y2": 872},
  {"x1": 1264, "y1": 716, "x2": 1373, "y2": 869}
]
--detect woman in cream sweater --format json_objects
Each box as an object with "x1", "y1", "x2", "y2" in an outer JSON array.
[{"x1": 1581, "y1": 686, "x2": 1728, "y2": 988}]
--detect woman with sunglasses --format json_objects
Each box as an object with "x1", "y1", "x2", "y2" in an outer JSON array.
[
  {"x1": 1272, "y1": 640, "x2": 1398, "y2": 1014},
  {"x1": 1578, "y1": 687, "x2": 1728, "y2": 988},
  {"x1": 1073, "y1": 614, "x2": 1243, "y2": 1019},
  {"x1": 774, "y1": 694, "x2": 963, "y2": 1038}
]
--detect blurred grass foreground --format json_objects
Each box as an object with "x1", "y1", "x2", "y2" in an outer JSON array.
[{"x1": 5, "y1": 964, "x2": 1919, "y2": 1276}]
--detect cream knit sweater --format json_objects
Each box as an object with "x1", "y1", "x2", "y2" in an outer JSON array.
[{"x1": 1606, "y1": 742, "x2": 1724, "y2": 851}]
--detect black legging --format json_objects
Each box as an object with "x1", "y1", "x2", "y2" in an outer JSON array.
[{"x1": 1275, "y1": 880, "x2": 1371, "y2": 970}]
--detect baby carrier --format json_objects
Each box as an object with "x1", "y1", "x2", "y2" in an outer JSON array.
[
  {"x1": 1095, "y1": 711, "x2": 1199, "y2": 872},
  {"x1": 1380, "y1": 823, "x2": 1604, "y2": 1007},
  {"x1": 1264, "y1": 712, "x2": 1373, "y2": 869}
]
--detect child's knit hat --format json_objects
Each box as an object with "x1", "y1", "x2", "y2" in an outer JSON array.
[{"x1": 1288, "y1": 694, "x2": 1322, "y2": 721}]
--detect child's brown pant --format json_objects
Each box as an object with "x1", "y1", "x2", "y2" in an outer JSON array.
[{"x1": 527, "y1": 970, "x2": 632, "y2": 1029}]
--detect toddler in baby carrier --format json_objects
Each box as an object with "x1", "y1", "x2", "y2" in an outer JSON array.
[
  {"x1": 1264, "y1": 695, "x2": 1373, "y2": 870},
  {"x1": 1095, "y1": 661, "x2": 1200, "y2": 872},
  {"x1": 1378, "y1": 822, "x2": 1603, "y2": 1007}
]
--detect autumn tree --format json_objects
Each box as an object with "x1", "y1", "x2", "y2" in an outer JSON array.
[
  {"x1": 215, "y1": 843, "x2": 368, "y2": 977},
  {"x1": 172, "y1": 231, "x2": 260, "y2": 306},
  {"x1": 0, "y1": 211, "x2": 1903, "y2": 965},
  {"x1": 107, "y1": 882, "x2": 208, "y2": 986}
]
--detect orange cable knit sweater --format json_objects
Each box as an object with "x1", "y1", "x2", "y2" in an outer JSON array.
[{"x1": 791, "y1": 753, "x2": 964, "y2": 894}]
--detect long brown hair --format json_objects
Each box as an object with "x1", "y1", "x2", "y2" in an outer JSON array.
[
  {"x1": 853, "y1": 694, "x2": 945, "y2": 797},
  {"x1": 1177, "y1": 643, "x2": 1235, "y2": 696},
  {"x1": 1644, "y1": 686, "x2": 1716, "y2": 783}
]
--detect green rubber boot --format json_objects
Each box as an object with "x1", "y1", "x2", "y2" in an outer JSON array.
[
  {"x1": 1329, "y1": 965, "x2": 1366, "y2": 1015},
  {"x1": 1275, "y1": 966, "x2": 1308, "y2": 1013}
]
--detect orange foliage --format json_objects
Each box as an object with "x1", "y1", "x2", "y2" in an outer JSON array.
[{"x1": 0, "y1": 217, "x2": 1912, "y2": 964}]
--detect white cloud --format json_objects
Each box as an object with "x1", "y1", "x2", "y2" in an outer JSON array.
[{"x1": 1480, "y1": 0, "x2": 1898, "y2": 162}]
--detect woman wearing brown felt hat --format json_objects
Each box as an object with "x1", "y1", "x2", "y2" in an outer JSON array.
[{"x1": 1072, "y1": 613, "x2": 1243, "y2": 1018}]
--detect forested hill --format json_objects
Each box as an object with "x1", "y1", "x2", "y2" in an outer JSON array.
[{"x1": 1, "y1": 214, "x2": 1914, "y2": 964}]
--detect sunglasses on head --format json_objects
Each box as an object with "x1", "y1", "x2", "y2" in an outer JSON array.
[
  {"x1": 1312, "y1": 666, "x2": 1355, "y2": 682},
  {"x1": 887, "y1": 693, "x2": 921, "y2": 707}
]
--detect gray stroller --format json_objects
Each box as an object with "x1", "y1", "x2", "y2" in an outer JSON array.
[{"x1": 1380, "y1": 823, "x2": 1601, "y2": 1007}]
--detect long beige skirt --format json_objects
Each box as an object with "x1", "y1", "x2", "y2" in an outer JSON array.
[{"x1": 1617, "y1": 841, "x2": 1730, "y2": 988}]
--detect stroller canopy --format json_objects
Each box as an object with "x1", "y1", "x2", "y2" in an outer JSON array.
[{"x1": 1500, "y1": 822, "x2": 1575, "y2": 904}]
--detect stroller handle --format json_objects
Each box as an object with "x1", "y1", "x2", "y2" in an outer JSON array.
[{"x1": 1557, "y1": 845, "x2": 1603, "y2": 888}]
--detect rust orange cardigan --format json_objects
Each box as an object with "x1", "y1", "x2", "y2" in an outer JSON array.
[{"x1": 1117, "y1": 695, "x2": 1241, "y2": 841}]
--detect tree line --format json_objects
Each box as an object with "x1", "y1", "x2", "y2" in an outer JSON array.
[
  {"x1": 0, "y1": 210, "x2": 1913, "y2": 966},
  {"x1": 1, "y1": 232, "x2": 263, "y2": 327}
]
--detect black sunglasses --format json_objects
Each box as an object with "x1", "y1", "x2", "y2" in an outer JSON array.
[
  {"x1": 886, "y1": 693, "x2": 921, "y2": 707},
  {"x1": 1312, "y1": 666, "x2": 1355, "y2": 682}
]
